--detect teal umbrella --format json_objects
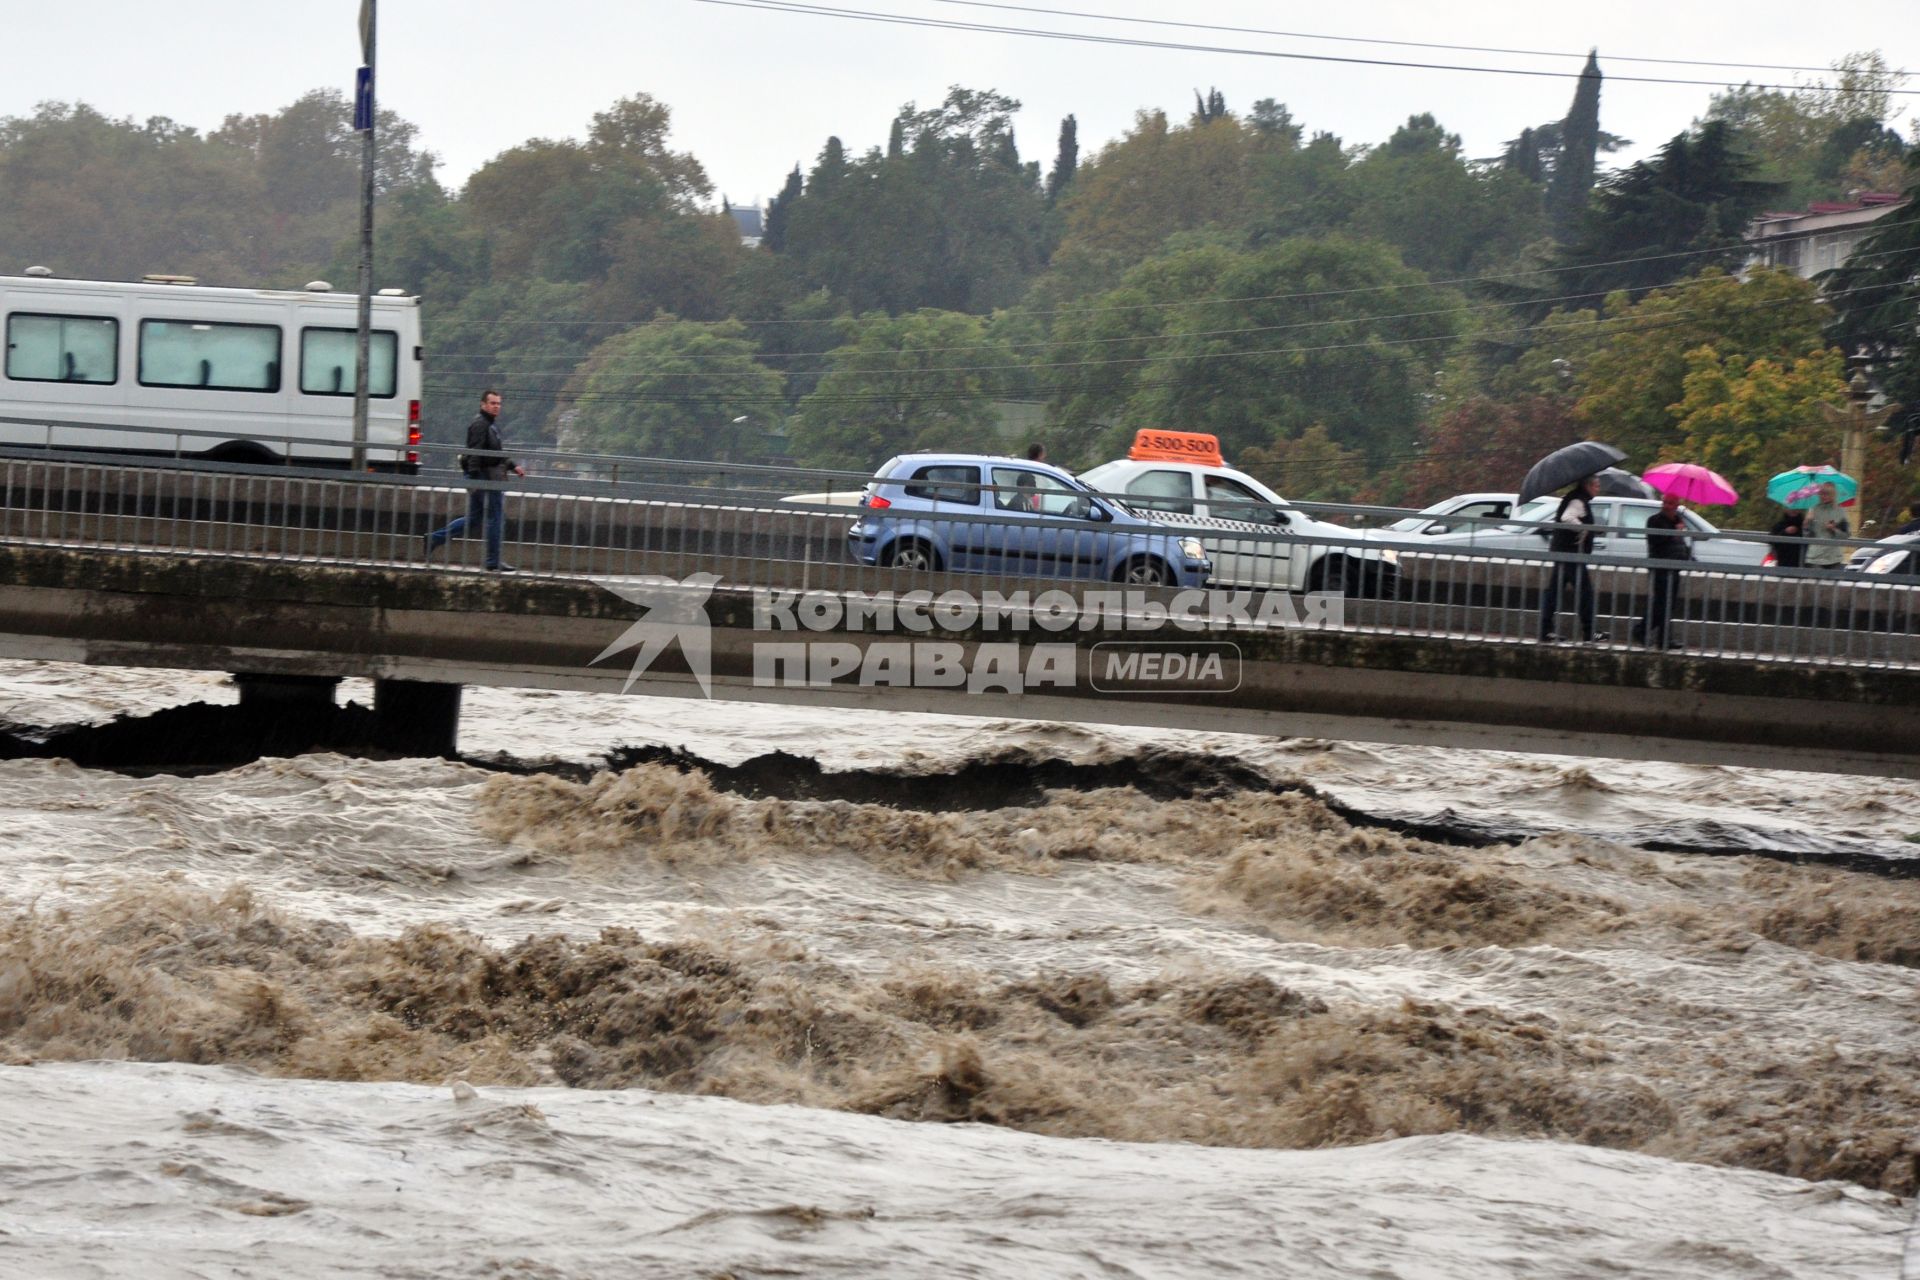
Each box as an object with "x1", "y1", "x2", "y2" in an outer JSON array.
[{"x1": 1766, "y1": 466, "x2": 1857, "y2": 509}]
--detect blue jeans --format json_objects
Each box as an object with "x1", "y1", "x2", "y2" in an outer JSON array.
[
  {"x1": 1539, "y1": 560, "x2": 1595, "y2": 640},
  {"x1": 427, "y1": 485, "x2": 505, "y2": 568}
]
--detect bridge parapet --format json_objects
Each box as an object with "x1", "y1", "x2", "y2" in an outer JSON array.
[{"x1": 1, "y1": 541, "x2": 1916, "y2": 777}]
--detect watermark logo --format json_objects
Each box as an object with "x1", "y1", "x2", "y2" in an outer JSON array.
[
  {"x1": 591, "y1": 580, "x2": 1335, "y2": 697},
  {"x1": 1090, "y1": 641, "x2": 1242, "y2": 693},
  {"x1": 590, "y1": 573, "x2": 720, "y2": 697}
]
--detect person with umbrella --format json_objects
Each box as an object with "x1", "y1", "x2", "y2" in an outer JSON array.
[
  {"x1": 1804, "y1": 481, "x2": 1852, "y2": 569},
  {"x1": 1538, "y1": 475, "x2": 1599, "y2": 643},
  {"x1": 1768, "y1": 508, "x2": 1807, "y2": 568},
  {"x1": 1631, "y1": 490, "x2": 1693, "y2": 648},
  {"x1": 1520, "y1": 441, "x2": 1625, "y2": 645},
  {"x1": 1766, "y1": 467, "x2": 1856, "y2": 570},
  {"x1": 1634, "y1": 462, "x2": 1739, "y2": 647}
]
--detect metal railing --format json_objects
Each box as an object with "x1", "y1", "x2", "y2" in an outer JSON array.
[{"x1": 0, "y1": 445, "x2": 1913, "y2": 669}]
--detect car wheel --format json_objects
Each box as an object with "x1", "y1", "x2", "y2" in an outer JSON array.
[
  {"x1": 1117, "y1": 556, "x2": 1173, "y2": 586},
  {"x1": 1308, "y1": 555, "x2": 1381, "y2": 597},
  {"x1": 204, "y1": 441, "x2": 280, "y2": 468},
  {"x1": 1306, "y1": 556, "x2": 1342, "y2": 594},
  {"x1": 883, "y1": 539, "x2": 941, "y2": 572}
]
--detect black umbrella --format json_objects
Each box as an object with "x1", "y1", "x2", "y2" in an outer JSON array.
[
  {"x1": 1518, "y1": 440, "x2": 1627, "y2": 503},
  {"x1": 1593, "y1": 467, "x2": 1654, "y2": 499}
]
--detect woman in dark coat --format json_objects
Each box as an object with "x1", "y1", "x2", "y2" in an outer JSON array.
[{"x1": 1768, "y1": 507, "x2": 1806, "y2": 568}]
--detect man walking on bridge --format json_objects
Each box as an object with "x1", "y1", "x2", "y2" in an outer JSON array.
[{"x1": 426, "y1": 389, "x2": 524, "y2": 571}]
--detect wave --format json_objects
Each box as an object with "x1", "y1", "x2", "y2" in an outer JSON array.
[{"x1": 4, "y1": 879, "x2": 1916, "y2": 1194}]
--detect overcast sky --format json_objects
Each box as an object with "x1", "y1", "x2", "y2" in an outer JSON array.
[{"x1": 6, "y1": 1, "x2": 1915, "y2": 206}]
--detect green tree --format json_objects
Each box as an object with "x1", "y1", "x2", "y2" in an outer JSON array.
[
  {"x1": 1389, "y1": 395, "x2": 1582, "y2": 506},
  {"x1": 1547, "y1": 51, "x2": 1604, "y2": 242},
  {"x1": 1339, "y1": 115, "x2": 1547, "y2": 275},
  {"x1": 1044, "y1": 237, "x2": 1458, "y2": 465},
  {"x1": 1557, "y1": 268, "x2": 1832, "y2": 470},
  {"x1": 1238, "y1": 425, "x2": 1366, "y2": 503},
  {"x1": 461, "y1": 93, "x2": 712, "y2": 288},
  {"x1": 1246, "y1": 130, "x2": 1354, "y2": 246},
  {"x1": 780, "y1": 88, "x2": 1048, "y2": 315},
  {"x1": 561, "y1": 319, "x2": 781, "y2": 460},
  {"x1": 724, "y1": 253, "x2": 847, "y2": 405},
  {"x1": 1247, "y1": 99, "x2": 1303, "y2": 148},
  {"x1": 791, "y1": 310, "x2": 1005, "y2": 469},
  {"x1": 1548, "y1": 121, "x2": 1783, "y2": 310},
  {"x1": 1701, "y1": 52, "x2": 1907, "y2": 204},
  {"x1": 1666, "y1": 346, "x2": 1850, "y2": 528},
  {"x1": 1824, "y1": 154, "x2": 1920, "y2": 472},
  {"x1": 424, "y1": 279, "x2": 601, "y2": 449},
  {"x1": 1038, "y1": 240, "x2": 1244, "y2": 462},
  {"x1": 0, "y1": 93, "x2": 438, "y2": 285},
  {"x1": 1502, "y1": 126, "x2": 1546, "y2": 183},
  {"x1": 762, "y1": 164, "x2": 803, "y2": 253},
  {"x1": 1057, "y1": 110, "x2": 1256, "y2": 264},
  {"x1": 461, "y1": 140, "x2": 596, "y2": 277},
  {"x1": 1192, "y1": 88, "x2": 1230, "y2": 125},
  {"x1": 584, "y1": 93, "x2": 712, "y2": 208},
  {"x1": 1046, "y1": 114, "x2": 1078, "y2": 205}
]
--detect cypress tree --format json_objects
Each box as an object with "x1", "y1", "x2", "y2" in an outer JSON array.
[
  {"x1": 1046, "y1": 115, "x2": 1078, "y2": 205},
  {"x1": 1548, "y1": 51, "x2": 1603, "y2": 241},
  {"x1": 763, "y1": 164, "x2": 803, "y2": 252},
  {"x1": 887, "y1": 117, "x2": 905, "y2": 160}
]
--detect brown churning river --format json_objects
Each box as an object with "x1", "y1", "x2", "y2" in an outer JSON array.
[{"x1": 1, "y1": 659, "x2": 1916, "y2": 1279}]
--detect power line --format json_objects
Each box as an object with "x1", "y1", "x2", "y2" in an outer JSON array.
[
  {"x1": 430, "y1": 250, "x2": 1908, "y2": 368},
  {"x1": 443, "y1": 235, "x2": 1913, "y2": 335},
  {"x1": 428, "y1": 276, "x2": 1881, "y2": 387},
  {"x1": 690, "y1": 0, "x2": 1920, "y2": 95},
  {"x1": 933, "y1": 1, "x2": 1911, "y2": 78},
  {"x1": 426, "y1": 318, "x2": 1845, "y2": 410}
]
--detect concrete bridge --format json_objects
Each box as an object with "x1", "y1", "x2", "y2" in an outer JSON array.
[{"x1": 1, "y1": 452, "x2": 1917, "y2": 778}]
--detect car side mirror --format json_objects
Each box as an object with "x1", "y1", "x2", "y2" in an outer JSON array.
[
  {"x1": 1063, "y1": 495, "x2": 1094, "y2": 520},
  {"x1": 1421, "y1": 523, "x2": 1448, "y2": 535}
]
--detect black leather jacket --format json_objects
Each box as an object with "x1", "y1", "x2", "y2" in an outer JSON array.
[{"x1": 464, "y1": 411, "x2": 514, "y2": 480}]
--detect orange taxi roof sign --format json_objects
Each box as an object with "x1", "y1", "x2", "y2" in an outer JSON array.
[{"x1": 1128, "y1": 429, "x2": 1223, "y2": 466}]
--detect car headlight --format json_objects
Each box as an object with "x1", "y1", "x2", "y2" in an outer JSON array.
[
  {"x1": 1378, "y1": 548, "x2": 1399, "y2": 566},
  {"x1": 1178, "y1": 537, "x2": 1207, "y2": 561}
]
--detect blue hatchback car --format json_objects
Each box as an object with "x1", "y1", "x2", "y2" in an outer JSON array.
[{"x1": 846, "y1": 453, "x2": 1212, "y2": 587}]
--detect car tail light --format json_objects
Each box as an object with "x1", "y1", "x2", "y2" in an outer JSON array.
[
  {"x1": 406, "y1": 407, "x2": 421, "y2": 464},
  {"x1": 1760, "y1": 553, "x2": 1776, "y2": 567},
  {"x1": 865, "y1": 494, "x2": 891, "y2": 510}
]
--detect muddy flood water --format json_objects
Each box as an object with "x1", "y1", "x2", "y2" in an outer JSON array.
[{"x1": 2, "y1": 657, "x2": 1917, "y2": 1278}]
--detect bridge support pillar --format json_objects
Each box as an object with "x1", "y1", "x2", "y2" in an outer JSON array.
[
  {"x1": 233, "y1": 672, "x2": 340, "y2": 711},
  {"x1": 374, "y1": 678, "x2": 462, "y2": 758}
]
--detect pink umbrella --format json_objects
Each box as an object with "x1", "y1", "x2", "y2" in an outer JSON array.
[{"x1": 1642, "y1": 462, "x2": 1739, "y2": 506}]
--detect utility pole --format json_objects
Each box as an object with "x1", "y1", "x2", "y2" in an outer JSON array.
[
  {"x1": 351, "y1": 0, "x2": 378, "y2": 472},
  {"x1": 1820, "y1": 365, "x2": 1900, "y2": 540}
]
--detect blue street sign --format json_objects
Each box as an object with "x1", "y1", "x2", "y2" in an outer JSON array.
[{"x1": 353, "y1": 66, "x2": 374, "y2": 132}]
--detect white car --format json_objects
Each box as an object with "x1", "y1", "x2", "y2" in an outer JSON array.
[
  {"x1": 1846, "y1": 532, "x2": 1920, "y2": 575},
  {"x1": 1078, "y1": 431, "x2": 1398, "y2": 594},
  {"x1": 1380, "y1": 492, "x2": 1517, "y2": 540},
  {"x1": 1421, "y1": 495, "x2": 1768, "y2": 566},
  {"x1": 780, "y1": 489, "x2": 864, "y2": 506}
]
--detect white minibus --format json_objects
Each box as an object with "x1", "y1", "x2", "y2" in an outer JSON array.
[{"x1": 1, "y1": 268, "x2": 423, "y2": 470}]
